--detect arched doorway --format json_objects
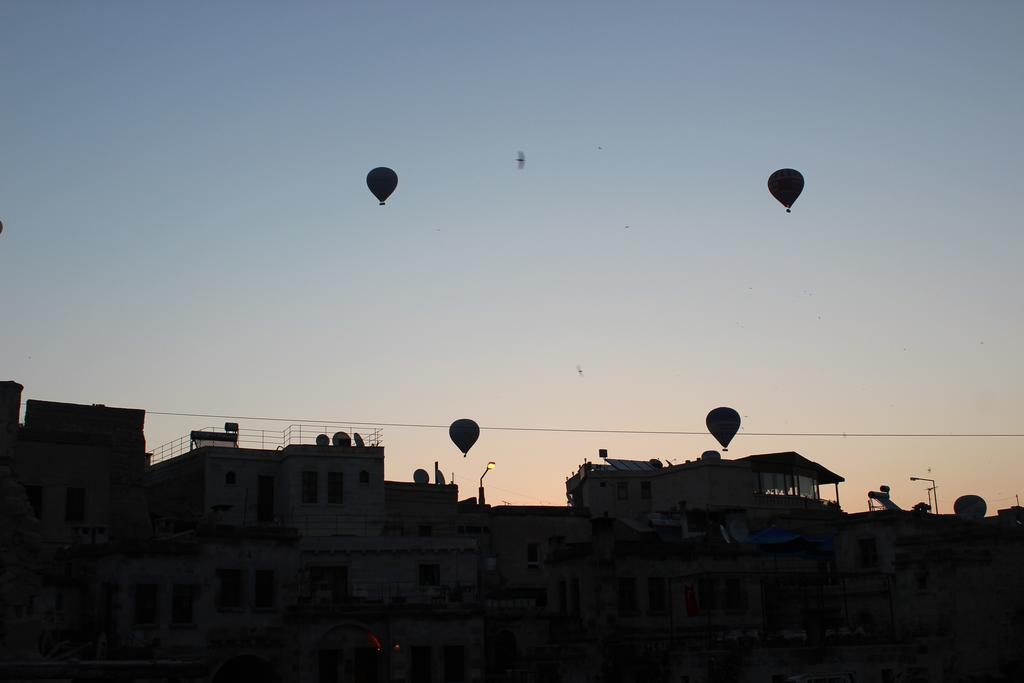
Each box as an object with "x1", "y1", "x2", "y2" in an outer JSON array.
[
  {"x1": 316, "y1": 623, "x2": 383, "y2": 683},
  {"x1": 212, "y1": 654, "x2": 274, "y2": 683}
]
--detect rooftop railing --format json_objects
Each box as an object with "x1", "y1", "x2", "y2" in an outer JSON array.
[{"x1": 148, "y1": 424, "x2": 383, "y2": 465}]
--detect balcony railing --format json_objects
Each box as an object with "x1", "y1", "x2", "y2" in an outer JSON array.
[{"x1": 148, "y1": 424, "x2": 383, "y2": 465}]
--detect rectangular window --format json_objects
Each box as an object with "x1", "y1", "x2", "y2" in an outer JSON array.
[
  {"x1": 171, "y1": 584, "x2": 195, "y2": 624},
  {"x1": 648, "y1": 577, "x2": 667, "y2": 612},
  {"x1": 418, "y1": 563, "x2": 440, "y2": 587},
  {"x1": 328, "y1": 472, "x2": 343, "y2": 504},
  {"x1": 134, "y1": 583, "x2": 158, "y2": 624},
  {"x1": 25, "y1": 485, "x2": 42, "y2": 520},
  {"x1": 411, "y1": 646, "x2": 431, "y2": 683},
  {"x1": 640, "y1": 481, "x2": 651, "y2": 500},
  {"x1": 617, "y1": 482, "x2": 628, "y2": 500},
  {"x1": 443, "y1": 645, "x2": 465, "y2": 683},
  {"x1": 725, "y1": 578, "x2": 746, "y2": 609},
  {"x1": 859, "y1": 538, "x2": 879, "y2": 568},
  {"x1": 216, "y1": 568, "x2": 243, "y2": 609},
  {"x1": 698, "y1": 578, "x2": 716, "y2": 610},
  {"x1": 527, "y1": 542, "x2": 540, "y2": 568},
  {"x1": 310, "y1": 566, "x2": 348, "y2": 604},
  {"x1": 302, "y1": 471, "x2": 318, "y2": 504},
  {"x1": 257, "y1": 475, "x2": 274, "y2": 522},
  {"x1": 618, "y1": 577, "x2": 637, "y2": 613},
  {"x1": 254, "y1": 570, "x2": 275, "y2": 608},
  {"x1": 65, "y1": 487, "x2": 85, "y2": 522}
]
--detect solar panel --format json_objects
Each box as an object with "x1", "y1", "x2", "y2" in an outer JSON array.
[{"x1": 606, "y1": 458, "x2": 657, "y2": 471}]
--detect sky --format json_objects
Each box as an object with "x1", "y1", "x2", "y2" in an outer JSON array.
[{"x1": 2, "y1": 1, "x2": 1022, "y2": 512}]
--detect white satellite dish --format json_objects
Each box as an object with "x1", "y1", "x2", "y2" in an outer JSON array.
[
  {"x1": 413, "y1": 469, "x2": 429, "y2": 484},
  {"x1": 953, "y1": 494, "x2": 987, "y2": 520},
  {"x1": 725, "y1": 514, "x2": 750, "y2": 543}
]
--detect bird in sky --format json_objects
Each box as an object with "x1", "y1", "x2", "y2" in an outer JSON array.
[
  {"x1": 577, "y1": 365, "x2": 584, "y2": 377},
  {"x1": 516, "y1": 151, "x2": 525, "y2": 170}
]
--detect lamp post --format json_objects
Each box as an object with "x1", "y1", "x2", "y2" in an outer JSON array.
[
  {"x1": 910, "y1": 476, "x2": 938, "y2": 514},
  {"x1": 479, "y1": 461, "x2": 496, "y2": 507}
]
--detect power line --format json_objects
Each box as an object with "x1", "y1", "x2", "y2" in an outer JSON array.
[{"x1": 138, "y1": 409, "x2": 1024, "y2": 439}]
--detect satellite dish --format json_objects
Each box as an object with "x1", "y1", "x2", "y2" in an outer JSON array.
[
  {"x1": 449, "y1": 419, "x2": 480, "y2": 457},
  {"x1": 706, "y1": 407, "x2": 741, "y2": 451},
  {"x1": 725, "y1": 513, "x2": 750, "y2": 543},
  {"x1": 353, "y1": 433, "x2": 365, "y2": 447},
  {"x1": 332, "y1": 431, "x2": 351, "y2": 447},
  {"x1": 315, "y1": 434, "x2": 330, "y2": 446},
  {"x1": 953, "y1": 495, "x2": 987, "y2": 520},
  {"x1": 435, "y1": 470, "x2": 446, "y2": 485},
  {"x1": 413, "y1": 469, "x2": 430, "y2": 484},
  {"x1": 649, "y1": 458, "x2": 663, "y2": 468},
  {"x1": 701, "y1": 450, "x2": 722, "y2": 461}
]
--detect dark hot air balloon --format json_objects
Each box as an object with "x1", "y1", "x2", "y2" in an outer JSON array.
[
  {"x1": 768, "y1": 168, "x2": 804, "y2": 213},
  {"x1": 367, "y1": 167, "x2": 398, "y2": 205},
  {"x1": 449, "y1": 418, "x2": 480, "y2": 457},
  {"x1": 706, "y1": 407, "x2": 741, "y2": 451}
]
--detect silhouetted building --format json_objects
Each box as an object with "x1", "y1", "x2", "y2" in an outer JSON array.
[{"x1": 2, "y1": 382, "x2": 1022, "y2": 683}]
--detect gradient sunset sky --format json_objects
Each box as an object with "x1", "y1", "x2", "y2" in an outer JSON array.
[{"x1": 2, "y1": 1, "x2": 1022, "y2": 512}]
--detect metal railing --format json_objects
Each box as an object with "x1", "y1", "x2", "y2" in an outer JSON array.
[{"x1": 148, "y1": 424, "x2": 383, "y2": 465}]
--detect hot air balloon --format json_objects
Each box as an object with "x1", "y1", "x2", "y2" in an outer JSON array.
[
  {"x1": 367, "y1": 167, "x2": 398, "y2": 205},
  {"x1": 449, "y1": 419, "x2": 480, "y2": 457},
  {"x1": 768, "y1": 168, "x2": 804, "y2": 213},
  {"x1": 706, "y1": 407, "x2": 741, "y2": 451}
]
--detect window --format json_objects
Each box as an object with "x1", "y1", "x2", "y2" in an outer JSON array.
[
  {"x1": 359, "y1": 470, "x2": 370, "y2": 484},
  {"x1": 443, "y1": 645, "x2": 465, "y2": 683},
  {"x1": 25, "y1": 485, "x2": 42, "y2": 520},
  {"x1": 171, "y1": 584, "x2": 195, "y2": 624},
  {"x1": 725, "y1": 578, "x2": 746, "y2": 609},
  {"x1": 527, "y1": 542, "x2": 540, "y2": 568},
  {"x1": 858, "y1": 538, "x2": 878, "y2": 568},
  {"x1": 617, "y1": 482, "x2": 628, "y2": 500},
  {"x1": 254, "y1": 570, "x2": 275, "y2": 608},
  {"x1": 797, "y1": 474, "x2": 817, "y2": 499},
  {"x1": 65, "y1": 487, "x2": 85, "y2": 522},
  {"x1": 134, "y1": 584, "x2": 158, "y2": 624},
  {"x1": 256, "y1": 475, "x2": 274, "y2": 522},
  {"x1": 640, "y1": 481, "x2": 651, "y2": 500},
  {"x1": 302, "y1": 471, "x2": 318, "y2": 504},
  {"x1": 418, "y1": 563, "x2": 440, "y2": 587},
  {"x1": 648, "y1": 577, "x2": 666, "y2": 612},
  {"x1": 225, "y1": 471, "x2": 236, "y2": 486},
  {"x1": 698, "y1": 578, "x2": 716, "y2": 609},
  {"x1": 310, "y1": 566, "x2": 348, "y2": 604},
  {"x1": 618, "y1": 577, "x2": 637, "y2": 613},
  {"x1": 216, "y1": 569, "x2": 243, "y2": 609},
  {"x1": 328, "y1": 472, "x2": 343, "y2": 504}
]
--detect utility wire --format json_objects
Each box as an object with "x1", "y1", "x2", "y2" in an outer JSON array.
[{"x1": 137, "y1": 409, "x2": 1024, "y2": 438}]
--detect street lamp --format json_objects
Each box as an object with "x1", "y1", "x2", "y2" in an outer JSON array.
[
  {"x1": 479, "y1": 461, "x2": 496, "y2": 507},
  {"x1": 910, "y1": 476, "x2": 938, "y2": 514}
]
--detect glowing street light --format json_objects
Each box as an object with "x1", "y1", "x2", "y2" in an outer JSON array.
[{"x1": 479, "y1": 461, "x2": 496, "y2": 507}]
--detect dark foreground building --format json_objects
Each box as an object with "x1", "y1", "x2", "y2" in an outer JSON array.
[{"x1": 1, "y1": 381, "x2": 1022, "y2": 682}]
